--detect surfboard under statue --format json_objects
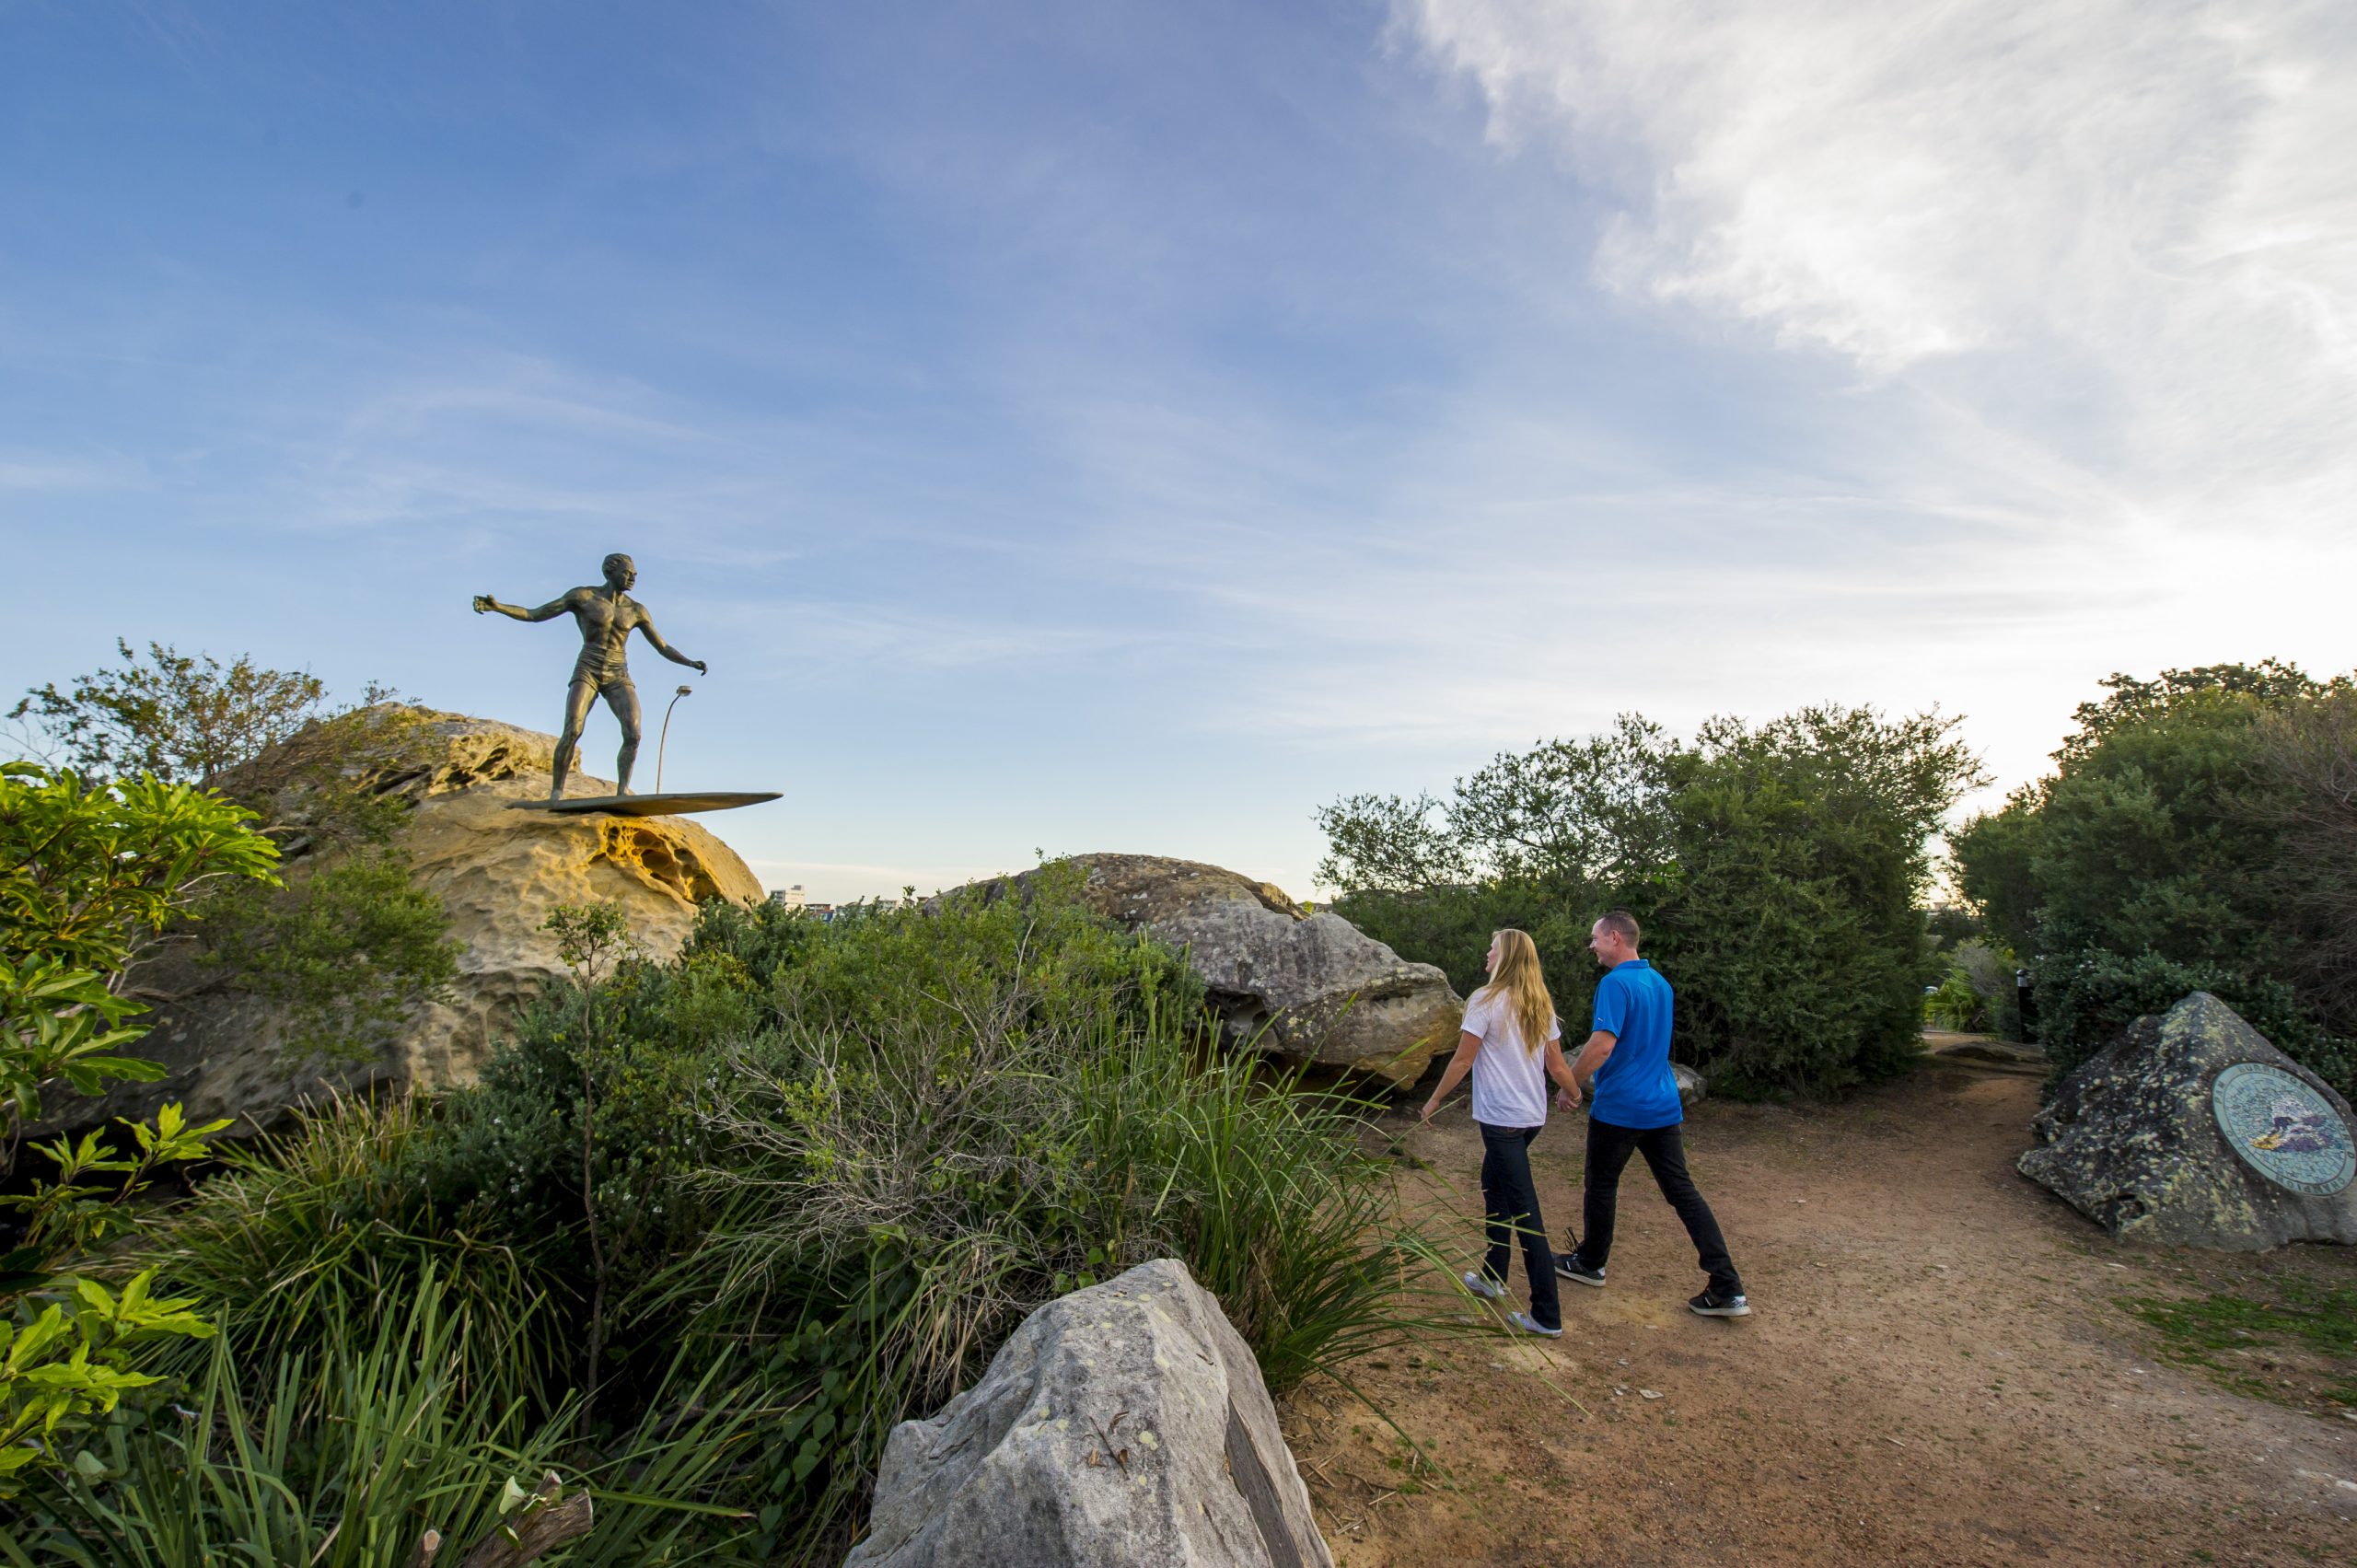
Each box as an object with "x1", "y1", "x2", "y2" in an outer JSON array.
[{"x1": 508, "y1": 791, "x2": 781, "y2": 818}]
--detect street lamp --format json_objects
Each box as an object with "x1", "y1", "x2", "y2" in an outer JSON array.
[{"x1": 656, "y1": 685, "x2": 691, "y2": 793}]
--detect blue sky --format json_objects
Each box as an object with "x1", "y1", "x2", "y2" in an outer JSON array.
[{"x1": 6, "y1": 0, "x2": 2353, "y2": 901}]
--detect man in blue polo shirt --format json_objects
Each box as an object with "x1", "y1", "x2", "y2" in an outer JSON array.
[{"x1": 1554, "y1": 909, "x2": 1748, "y2": 1318}]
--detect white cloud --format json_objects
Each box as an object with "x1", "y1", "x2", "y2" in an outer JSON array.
[{"x1": 1395, "y1": 0, "x2": 2357, "y2": 535}]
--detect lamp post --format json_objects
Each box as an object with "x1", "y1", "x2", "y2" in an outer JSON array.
[{"x1": 656, "y1": 685, "x2": 691, "y2": 793}]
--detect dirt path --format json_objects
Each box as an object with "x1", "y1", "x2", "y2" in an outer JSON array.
[{"x1": 1281, "y1": 1063, "x2": 2357, "y2": 1566}]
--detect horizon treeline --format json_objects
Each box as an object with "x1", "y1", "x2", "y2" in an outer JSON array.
[
  {"x1": 1318, "y1": 704, "x2": 1981, "y2": 1098},
  {"x1": 1953, "y1": 661, "x2": 2355, "y2": 1093}
]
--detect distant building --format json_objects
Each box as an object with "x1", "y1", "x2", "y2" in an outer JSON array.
[{"x1": 768, "y1": 884, "x2": 807, "y2": 912}]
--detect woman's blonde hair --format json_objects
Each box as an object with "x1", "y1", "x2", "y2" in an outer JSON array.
[{"x1": 1474, "y1": 928, "x2": 1556, "y2": 1058}]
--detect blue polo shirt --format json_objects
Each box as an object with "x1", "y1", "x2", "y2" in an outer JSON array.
[{"x1": 1589, "y1": 959, "x2": 1681, "y2": 1130}]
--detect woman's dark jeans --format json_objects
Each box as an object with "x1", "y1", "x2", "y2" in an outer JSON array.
[
  {"x1": 1478, "y1": 1121, "x2": 1561, "y2": 1330},
  {"x1": 1574, "y1": 1116, "x2": 1742, "y2": 1297}
]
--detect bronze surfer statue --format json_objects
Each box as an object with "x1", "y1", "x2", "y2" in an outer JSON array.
[{"x1": 473, "y1": 552, "x2": 706, "y2": 798}]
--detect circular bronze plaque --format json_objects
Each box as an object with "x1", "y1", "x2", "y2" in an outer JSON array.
[{"x1": 2211, "y1": 1063, "x2": 2355, "y2": 1198}]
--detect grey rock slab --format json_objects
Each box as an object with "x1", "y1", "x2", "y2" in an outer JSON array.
[
  {"x1": 2016, "y1": 992, "x2": 2357, "y2": 1250},
  {"x1": 1673, "y1": 1063, "x2": 1708, "y2": 1107},
  {"x1": 975, "y1": 854, "x2": 1463, "y2": 1086},
  {"x1": 845, "y1": 1259, "x2": 1333, "y2": 1568}
]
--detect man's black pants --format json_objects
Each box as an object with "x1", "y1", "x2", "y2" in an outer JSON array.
[
  {"x1": 1573, "y1": 1116, "x2": 1742, "y2": 1297},
  {"x1": 1478, "y1": 1121, "x2": 1562, "y2": 1330}
]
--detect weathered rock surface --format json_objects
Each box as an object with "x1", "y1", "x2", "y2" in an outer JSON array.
[
  {"x1": 994, "y1": 854, "x2": 1462, "y2": 1086},
  {"x1": 46, "y1": 711, "x2": 764, "y2": 1134},
  {"x1": 1673, "y1": 1063, "x2": 1708, "y2": 1107},
  {"x1": 2017, "y1": 993, "x2": 2357, "y2": 1250},
  {"x1": 845, "y1": 1259, "x2": 1333, "y2": 1568}
]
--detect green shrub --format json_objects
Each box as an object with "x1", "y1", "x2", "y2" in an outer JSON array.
[
  {"x1": 1923, "y1": 967, "x2": 1982, "y2": 1031},
  {"x1": 0, "y1": 762, "x2": 276, "y2": 1494},
  {"x1": 94, "y1": 872, "x2": 1441, "y2": 1562},
  {"x1": 1326, "y1": 706, "x2": 1981, "y2": 1098},
  {"x1": 1952, "y1": 662, "x2": 2357, "y2": 1094}
]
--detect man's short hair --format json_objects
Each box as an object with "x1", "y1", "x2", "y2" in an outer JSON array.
[
  {"x1": 1596, "y1": 909, "x2": 1641, "y2": 946},
  {"x1": 602, "y1": 552, "x2": 633, "y2": 576}
]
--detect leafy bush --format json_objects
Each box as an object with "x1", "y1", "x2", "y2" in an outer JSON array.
[
  {"x1": 10, "y1": 643, "x2": 459, "y2": 1072},
  {"x1": 0, "y1": 763, "x2": 275, "y2": 1493},
  {"x1": 1923, "y1": 967, "x2": 1983, "y2": 1031},
  {"x1": 75, "y1": 870, "x2": 1439, "y2": 1562},
  {"x1": 1952, "y1": 662, "x2": 2357, "y2": 1092},
  {"x1": 1326, "y1": 706, "x2": 1982, "y2": 1098}
]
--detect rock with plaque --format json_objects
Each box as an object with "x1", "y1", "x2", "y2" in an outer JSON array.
[{"x1": 2018, "y1": 992, "x2": 2356, "y2": 1250}]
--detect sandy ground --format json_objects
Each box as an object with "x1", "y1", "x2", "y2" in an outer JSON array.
[{"x1": 1280, "y1": 1061, "x2": 2357, "y2": 1567}]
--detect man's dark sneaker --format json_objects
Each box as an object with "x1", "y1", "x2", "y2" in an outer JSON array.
[
  {"x1": 1555, "y1": 1255, "x2": 1606, "y2": 1288},
  {"x1": 1689, "y1": 1288, "x2": 1750, "y2": 1318}
]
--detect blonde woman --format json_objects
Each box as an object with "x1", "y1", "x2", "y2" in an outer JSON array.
[{"x1": 1420, "y1": 928, "x2": 1584, "y2": 1337}]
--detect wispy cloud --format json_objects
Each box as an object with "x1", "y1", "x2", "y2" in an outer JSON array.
[{"x1": 1395, "y1": 0, "x2": 2357, "y2": 535}]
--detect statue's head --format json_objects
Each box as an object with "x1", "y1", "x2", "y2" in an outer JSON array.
[{"x1": 602, "y1": 552, "x2": 637, "y2": 590}]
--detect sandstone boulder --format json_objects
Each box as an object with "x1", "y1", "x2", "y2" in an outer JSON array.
[
  {"x1": 2017, "y1": 993, "x2": 2357, "y2": 1250},
  {"x1": 846, "y1": 1259, "x2": 1333, "y2": 1568},
  {"x1": 995, "y1": 854, "x2": 1462, "y2": 1086},
  {"x1": 47, "y1": 711, "x2": 765, "y2": 1134}
]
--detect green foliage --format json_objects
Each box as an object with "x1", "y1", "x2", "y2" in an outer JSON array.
[
  {"x1": 0, "y1": 762, "x2": 275, "y2": 1496},
  {"x1": 96, "y1": 875, "x2": 1442, "y2": 1562},
  {"x1": 2245, "y1": 687, "x2": 2357, "y2": 1029},
  {"x1": 0, "y1": 761, "x2": 279, "y2": 1144},
  {"x1": 4, "y1": 1105, "x2": 233, "y2": 1264},
  {"x1": 8, "y1": 644, "x2": 459, "y2": 1074},
  {"x1": 130, "y1": 1095, "x2": 581, "y2": 1412},
  {"x1": 0, "y1": 963, "x2": 162, "y2": 1137},
  {"x1": 1950, "y1": 662, "x2": 2357, "y2": 1090},
  {"x1": 0, "y1": 762, "x2": 281, "y2": 986},
  {"x1": 1326, "y1": 706, "x2": 1982, "y2": 1098},
  {"x1": 1923, "y1": 967, "x2": 1983, "y2": 1031},
  {"x1": 9, "y1": 1272, "x2": 749, "y2": 1566},
  {"x1": 0, "y1": 1272, "x2": 215, "y2": 1493},
  {"x1": 195, "y1": 850, "x2": 459, "y2": 1067},
  {"x1": 188, "y1": 703, "x2": 459, "y2": 1070},
  {"x1": 8, "y1": 639, "x2": 333, "y2": 789}
]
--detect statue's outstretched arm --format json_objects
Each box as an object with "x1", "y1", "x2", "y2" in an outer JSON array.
[
  {"x1": 637, "y1": 618, "x2": 709, "y2": 675},
  {"x1": 473, "y1": 591, "x2": 577, "y2": 623}
]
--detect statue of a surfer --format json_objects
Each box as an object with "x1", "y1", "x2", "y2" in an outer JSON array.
[{"x1": 472, "y1": 552, "x2": 706, "y2": 800}]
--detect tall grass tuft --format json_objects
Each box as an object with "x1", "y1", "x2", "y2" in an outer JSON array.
[
  {"x1": 130, "y1": 1093, "x2": 579, "y2": 1411},
  {"x1": 6, "y1": 1269, "x2": 747, "y2": 1567},
  {"x1": 649, "y1": 960, "x2": 1452, "y2": 1562}
]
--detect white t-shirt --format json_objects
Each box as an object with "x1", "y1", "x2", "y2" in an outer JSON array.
[{"x1": 1462, "y1": 984, "x2": 1562, "y2": 1129}]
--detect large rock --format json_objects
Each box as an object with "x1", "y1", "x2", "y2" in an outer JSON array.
[
  {"x1": 46, "y1": 711, "x2": 765, "y2": 1134},
  {"x1": 846, "y1": 1259, "x2": 1333, "y2": 1568},
  {"x1": 1001, "y1": 854, "x2": 1462, "y2": 1086},
  {"x1": 2017, "y1": 993, "x2": 2357, "y2": 1250}
]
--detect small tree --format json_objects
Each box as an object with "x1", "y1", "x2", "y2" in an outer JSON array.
[
  {"x1": 12, "y1": 645, "x2": 459, "y2": 1069},
  {"x1": 9, "y1": 640, "x2": 334, "y2": 789}
]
